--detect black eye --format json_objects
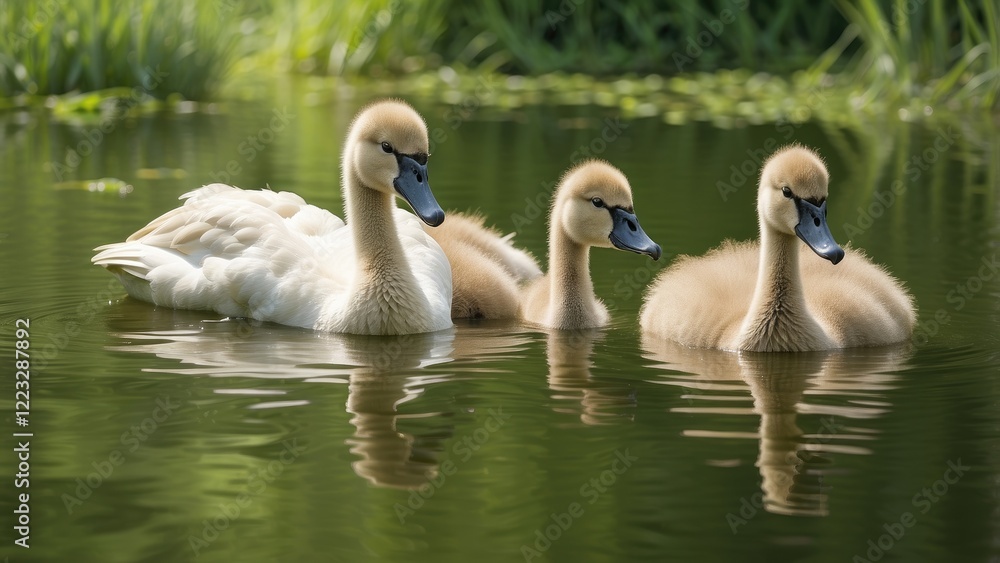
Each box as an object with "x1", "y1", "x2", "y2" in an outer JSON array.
[
  {"x1": 591, "y1": 197, "x2": 604, "y2": 208},
  {"x1": 381, "y1": 141, "x2": 393, "y2": 153},
  {"x1": 781, "y1": 186, "x2": 793, "y2": 198}
]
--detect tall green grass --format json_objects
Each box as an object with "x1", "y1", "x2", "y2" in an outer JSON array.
[
  {"x1": 454, "y1": 0, "x2": 846, "y2": 75},
  {"x1": 0, "y1": 0, "x2": 243, "y2": 99},
  {"x1": 830, "y1": 0, "x2": 999, "y2": 108},
  {"x1": 261, "y1": 0, "x2": 454, "y2": 76},
  {"x1": 257, "y1": 0, "x2": 846, "y2": 76},
  {"x1": 0, "y1": 0, "x2": 996, "y2": 109},
  {"x1": 259, "y1": 0, "x2": 996, "y2": 108}
]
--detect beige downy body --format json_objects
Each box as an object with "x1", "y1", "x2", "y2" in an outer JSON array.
[
  {"x1": 429, "y1": 160, "x2": 660, "y2": 329},
  {"x1": 521, "y1": 161, "x2": 659, "y2": 329},
  {"x1": 424, "y1": 213, "x2": 542, "y2": 319},
  {"x1": 520, "y1": 200, "x2": 608, "y2": 328},
  {"x1": 640, "y1": 145, "x2": 915, "y2": 351}
]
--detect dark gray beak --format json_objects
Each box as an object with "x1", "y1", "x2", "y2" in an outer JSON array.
[
  {"x1": 609, "y1": 207, "x2": 661, "y2": 260},
  {"x1": 794, "y1": 199, "x2": 844, "y2": 265},
  {"x1": 393, "y1": 155, "x2": 444, "y2": 227}
]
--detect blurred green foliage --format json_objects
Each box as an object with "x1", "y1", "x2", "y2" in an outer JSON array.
[
  {"x1": 832, "y1": 0, "x2": 999, "y2": 108},
  {"x1": 0, "y1": 0, "x2": 996, "y2": 110},
  {"x1": 259, "y1": 0, "x2": 847, "y2": 77},
  {"x1": 0, "y1": 0, "x2": 240, "y2": 100}
]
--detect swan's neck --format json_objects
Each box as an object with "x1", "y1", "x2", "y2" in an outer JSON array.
[
  {"x1": 739, "y1": 224, "x2": 827, "y2": 351},
  {"x1": 345, "y1": 176, "x2": 407, "y2": 277},
  {"x1": 338, "y1": 172, "x2": 429, "y2": 334},
  {"x1": 547, "y1": 228, "x2": 604, "y2": 328}
]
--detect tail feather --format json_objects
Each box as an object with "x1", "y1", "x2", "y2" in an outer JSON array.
[{"x1": 93, "y1": 244, "x2": 152, "y2": 280}]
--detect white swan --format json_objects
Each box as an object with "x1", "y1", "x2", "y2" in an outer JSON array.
[
  {"x1": 93, "y1": 100, "x2": 453, "y2": 335},
  {"x1": 640, "y1": 145, "x2": 915, "y2": 351}
]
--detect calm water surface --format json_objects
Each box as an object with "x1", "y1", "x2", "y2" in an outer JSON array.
[{"x1": 0, "y1": 80, "x2": 998, "y2": 562}]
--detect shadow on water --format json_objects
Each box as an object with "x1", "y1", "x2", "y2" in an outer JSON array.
[
  {"x1": 642, "y1": 336, "x2": 914, "y2": 518},
  {"x1": 103, "y1": 298, "x2": 534, "y2": 490},
  {"x1": 102, "y1": 298, "x2": 649, "y2": 490},
  {"x1": 545, "y1": 328, "x2": 638, "y2": 426}
]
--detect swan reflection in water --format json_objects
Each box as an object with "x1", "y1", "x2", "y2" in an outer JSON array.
[
  {"x1": 545, "y1": 328, "x2": 637, "y2": 426},
  {"x1": 642, "y1": 334, "x2": 913, "y2": 516},
  {"x1": 103, "y1": 300, "x2": 531, "y2": 489},
  {"x1": 345, "y1": 323, "x2": 531, "y2": 489}
]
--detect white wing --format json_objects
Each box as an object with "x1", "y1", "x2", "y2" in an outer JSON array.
[{"x1": 93, "y1": 184, "x2": 350, "y2": 329}]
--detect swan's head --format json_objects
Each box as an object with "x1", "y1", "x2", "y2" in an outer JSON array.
[
  {"x1": 552, "y1": 160, "x2": 661, "y2": 260},
  {"x1": 758, "y1": 145, "x2": 844, "y2": 265},
  {"x1": 345, "y1": 99, "x2": 444, "y2": 226}
]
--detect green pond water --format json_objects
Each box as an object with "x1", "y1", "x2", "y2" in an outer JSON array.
[{"x1": 0, "y1": 80, "x2": 998, "y2": 563}]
